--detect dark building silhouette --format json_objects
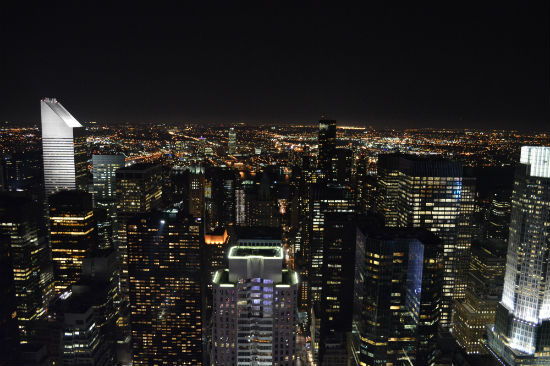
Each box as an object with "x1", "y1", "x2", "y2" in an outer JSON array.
[
  {"x1": 318, "y1": 118, "x2": 337, "y2": 181},
  {"x1": 352, "y1": 219, "x2": 443, "y2": 366}
]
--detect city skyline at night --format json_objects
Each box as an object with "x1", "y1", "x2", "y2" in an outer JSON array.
[{"x1": 0, "y1": 3, "x2": 548, "y2": 366}]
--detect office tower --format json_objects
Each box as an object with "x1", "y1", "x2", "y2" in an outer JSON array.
[
  {"x1": 244, "y1": 170, "x2": 280, "y2": 228},
  {"x1": 1, "y1": 152, "x2": 43, "y2": 191},
  {"x1": 73, "y1": 249, "x2": 120, "y2": 362},
  {"x1": 487, "y1": 146, "x2": 550, "y2": 366},
  {"x1": 352, "y1": 221, "x2": 443, "y2": 366},
  {"x1": 0, "y1": 194, "x2": 53, "y2": 342},
  {"x1": 92, "y1": 154, "x2": 125, "y2": 217},
  {"x1": 333, "y1": 147, "x2": 353, "y2": 186},
  {"x1": 228, "y1": 127, "x2": 237, "y2": 154},
  {"x1": 454, "y1": 239, "x2": 506, "y2": 354},
  {"x1": 172, "y1": 165, "x2": 206, "y2": 218},
  {"x1": 203, "y1": 228, "x2": 230, "y2": 324},
  {"x1": 49, "y1": 190, "x2": 97, "y2": 294},
  {"x1": 205, "y1": 167, "x2": 236, "y2": 230},
  {"x1": 115, "y1": 163, "x2": 162, "y2": 296},
  {"x1": 50, "y1": 289, "x2": 113, "y2": 366},
  {"x1": 40, "y1": 98, "x2": 87, "y2": 199},
  {"x1": 485, "y1": 190, "x2": 511, "y2": 242},
  {"x1": 318, "y1": 213, "x2": 356, "y2": 364},
  {"x1": 307, "y1": 184, "x2": 354, "y2": 305},
  {"x1": 211, "y1": 246, "x2": 299, "y2": 366},
  {"x1": 235, "y1": 186, "x2": 246, "y2": 225},
  {"x1": 127, "y1": 208, "x2": 202, "y2": 365},
  {"x1": 0, "y1": 220, "x2": 19, "y2": 361},
  {"x1": 375, "y1": 153, "x2": 475, "y2": 326},
  {"x1": 318, "y1": 117, "x2": 336, "y2": 181}
]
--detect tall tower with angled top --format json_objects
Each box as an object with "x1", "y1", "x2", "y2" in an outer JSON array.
[{"x1": 41, "y1": 98, "x2": 87, "y2": 199}]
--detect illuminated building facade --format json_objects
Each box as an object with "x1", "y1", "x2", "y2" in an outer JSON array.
[
  {"x1": 454, "y1": 239, "x2": 506, "y2": 354},
  {"x1": 92, "y1": 154, "x2": 125, "y2": 216},
  {"x1": 375, "y1": 153, "x2": 475, "y2": 326},
  {"x1": 0, "y1": 194, "x2": 54, "y2": 342},
  {"x1": 127, "y1": 208, "x2": 202, "y2": 365},
  {"x1": 49, "y1": 190, "x2": 97, "y2": 294},
  {"x1": 487, "y1": 146, "x2": 550, "y2": 366},
  {"x1": 212, "y1": 246, "x2": 299, "y2": 366},
  {"x1": 352, "y1": 221, "x2": 443, "y2": 366},
  {"x1": 115, "y1": 163, "x2": 162, "y2": 297},
  {"x1": 40, "y1": 98, "x2": 87, "y2": 199},
  {"x1": 228, "y1": 127, "x2": 237, "y2": 155}
]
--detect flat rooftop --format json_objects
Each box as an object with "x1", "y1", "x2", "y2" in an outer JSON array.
[{"x1": 228, "y1": 246, "x2": 283, "y2": 259}]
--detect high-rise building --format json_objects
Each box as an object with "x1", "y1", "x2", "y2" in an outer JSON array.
[
  {"x1": 0, "y1": 194, "x2": 53, "y2": 342},
  {"x1": 307, "y1": 184, "x2": 354, "y2": 306},
  {"x1": 375, "y1": 153, "x2": 475, "y2": 326},
  {"x1": 318, "y1": 118, "x2": 337, "y2": 181},
  {"x1": 172, "y1": 165, "x2": 206, "y2": 218},
  {"x1": 352, "y1": 220, "x2": 443, "y2": 366},
  {"x1": 333, "y1": 147, "x2": 353, "y2": 186},
  {"x1": 49, "y1": 190, "x2": 97, "y2": 294},
  {"x1": 92, "y1": 154, "x2": 125, "y2": 216},
  {"x1": 485, "y1": 190, "x2": 512, "y2": 242},
  {"x1": 228, "y1": 127, "x2": 237, "y2": 155},
  {"x1": 40, "y1": 98, "x2": 87, "y2": 199},
  {"x1": 487, "y1": 146, "x2": 550, "y2": 366},
  {"x1": 0, "y1": 217, "x2": 19, "y2": 361},
  {"x1": 454, "y1": 239, "x2": 506, "y2": 354},
  {"x1": 115, "y1": 163, "x2": 163, "y2": 296},
  {"x1": 50, "y1": 288, "x2": 113, "y2": 366},
  {"x1": 205, "y1": 167, "x2": 236, "y2": 230},
  {"x1": 211, "y1": 246, "x2": 299, "y2": 366},
  {"x1": 75, "y1": 249, "x2": 120, "y2": 361},
  {"x1": 127, "y1": 208, "x2": 202, "y2": 365},
  {"x1": 244, "y1": 170, "x2": 279, "y2": 228},
  {"x1": 318, "y1": 213, "x2": 356, "y2": 363}
]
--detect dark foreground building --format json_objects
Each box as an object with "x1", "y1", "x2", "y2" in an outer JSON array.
[{"x1": 352, "y1": 219, "x2": 443, "y2": 366}]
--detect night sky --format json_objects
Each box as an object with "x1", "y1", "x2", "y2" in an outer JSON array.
[{"x1": 1, "y1": 3, "x2": 548, "y2": 131}]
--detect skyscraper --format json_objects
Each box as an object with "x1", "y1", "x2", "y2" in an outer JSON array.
[
  {"x1": 40, "y1": 98, "x2": 87, "y2": 199},
  {"x1": 454, "y1": 239, "x2": 506, "y2": 354},
  {"x1": 318, "y1": 118, "x2": 337, "y2": 181},
  {"x1": 375, "y1": 153, "x2": 475, "y2": 326},
  {"x1": 92, "y1": 154, "x2": 126, "y2": 216},
  {"x1": 49, "y1": 190, "x2": 97, "y2": 294},
  {"x1": 115, "y1": 163, "x2": 163, "y2": 297},
  {"x1": 307, "y1": 184, "x2": 354, "y2": 306},
  {"x1": 487, "y1": 146, "x2": 550, "y2": 366},
  {"x1": 127, "y1": 208, "x2": 202, "y2": 365},
  {"x1": 318, "y1": 213, "x2": 356, "y2": 364},
  {"x1": 50, "y1": 288, "x2": 113, "y2": 366},
  {"x1": 211, "y1": 246, "x2": 299, "y2": 366},
  {"x1": 228, "y1": 127, "x2": 237, "y2": 155},
  {"x1": 352, "y1": 220, "x2": 443, "y2": 366},
  {"x1": 0, "y1": 194, "x2": 53, "y2": 342}
]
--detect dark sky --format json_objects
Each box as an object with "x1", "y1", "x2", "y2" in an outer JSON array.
[{"x1": 1, "y1": 3, "x2": 548, "y2": 131}]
